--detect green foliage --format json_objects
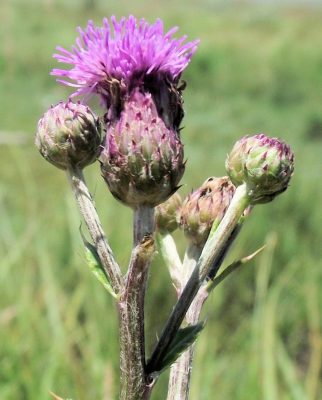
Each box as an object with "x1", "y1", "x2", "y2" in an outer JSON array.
[
  {"x1": 0, "y1": 0, "x2": 322, "y2": 399},
  {"x1": 80, "y1": 228, "x2": 117, "y2": 299},
  {"x1": 206, "y1": 245, "x2": 266, "y2": 293},
  {"x1": 154, "y1": 322, "x2": 205, "y2": 374}
]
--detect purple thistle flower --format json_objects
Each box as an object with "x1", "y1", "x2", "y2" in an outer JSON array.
[
  {"x1": 51, "y1": 16, "x2": 198, "y2": 207},
  {"x1": 51, "y1": 15, "x2": 199, "y2": 107}
]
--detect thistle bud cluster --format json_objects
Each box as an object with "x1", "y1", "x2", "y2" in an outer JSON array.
[{"x1": 179, "y1": 177, "x2": 236, "y2": 246}]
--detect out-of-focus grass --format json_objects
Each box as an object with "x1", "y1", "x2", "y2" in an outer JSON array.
[{"x1": 0, "y1": 0, "x2": 321, "y2": 399}]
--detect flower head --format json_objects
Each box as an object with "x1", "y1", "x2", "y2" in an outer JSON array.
[
  {"x1": 100, "y1": 89, "x2": 184, "y2": 208},
  {"x1": 35, "y1": 100, "x2": 101, "y2": 170},
  {"x1": 179, "y1": 177, "x2": 236, "y2": 246},
  {"x1": 52, "y1": 16, "x2": 198, "y2": 205},
  {"x1": 51, "y1": 15, "x2": 199, "y2": 109},
  {"x1": 226, "y1": 133, "x2": 294, "y2": 204}
]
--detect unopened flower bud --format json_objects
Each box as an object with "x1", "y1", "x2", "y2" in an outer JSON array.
[
  {"x1": 155, "y1": 192, "x2": 182, "y2": 233},
  {"x1": 35, "y1": 100, "x2": 102, "y2": 170},
  {"x1": 226, "y1": 133, "x2": 294, "y2": 204},
  {"x1": 179, "y1": 177, "x2": 236, "y2": 246},
  {"x1": 100, "y1": 89, "x2": 184, "y2": 208}
]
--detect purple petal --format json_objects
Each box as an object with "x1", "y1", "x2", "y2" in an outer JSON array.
[{"x1": 51, "y1": 15, "x2": 199, "y2": 99}]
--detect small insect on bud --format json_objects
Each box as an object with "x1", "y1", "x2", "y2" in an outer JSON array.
[
  {"x1": 155, "y1": 192, "x2": 182, "y2": 233},
  {"x1": 179, "y1": 177, "x2": 236, "y2": 247},
  {"x1": 100, "y1": 89, "x2": 184, "y2": 208},
  {"x1": 35, "y1": 100, "x2": 102, "y2": 170},
  {"x1": 226, "y1": 133, "x2": 294, "y2": 204}
]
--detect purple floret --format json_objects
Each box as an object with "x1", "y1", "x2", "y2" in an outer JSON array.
[{"x1": 51, "y1": 15, "x2": 199, "y2": 99}]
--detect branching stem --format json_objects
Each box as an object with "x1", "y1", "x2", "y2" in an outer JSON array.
[
  {"x1": 147, "y1": 184, "x2": 250, "y2": 374},
  {"x1": 167, "y1": 244, "x2": 205, "y2": 400}
]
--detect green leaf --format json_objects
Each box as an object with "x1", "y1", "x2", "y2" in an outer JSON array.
[
  {"x1": 157, "y1": 321, "x2": 205, "y2": 373},
  {"x1": 206, "y1": 244, "x2": 266, "y2": 293},
  {"x1": 79, "y1": 227, "x2": 117, "y2": 298}
]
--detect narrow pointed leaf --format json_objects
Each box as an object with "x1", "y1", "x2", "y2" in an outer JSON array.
[
  {"x1": 206, "y1": 244, "x2": 266, "y2": 293},
  {"x1": 80, "y1": 227, "x2": 117, "y2": 298},
  {"x1": 156, "y1": 321, "x2": 205, "y2": 373}
]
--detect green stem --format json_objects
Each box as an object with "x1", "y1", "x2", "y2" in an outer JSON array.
[
  {"x1": 134, "y1": 206, "x2": 155, "y2": 245},
  {"x1": 147, "y1": 184, "x2": 250, "y2": 374},
  {"x1": 157, "y1": 232, "x2": 183, "y2": 292},
  {"x1": 118, "y1": 206, "x2": 155, "y2": 400},
  {"x1": 167, "y1": 288, "x2": 208, "y2": 400},
  {"x1": 167, "y1": 244, "x2": 206, "y2": 400},
  {"x1": 66, "y1": 166, "x2": 123, "y2": 293},
  {"x1": 167, "y1": 230, "x2": 257, "y2": 399},
  {"x1": 181, "y1": 244, "x2": 202, "y2": 286}
]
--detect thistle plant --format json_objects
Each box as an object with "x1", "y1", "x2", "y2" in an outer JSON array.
[{"x1": 36, "y1": 15, "x2": 294, "y2": 400}]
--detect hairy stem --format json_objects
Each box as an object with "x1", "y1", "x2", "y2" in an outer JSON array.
[
  {"x1": 147, "y1": 184, "x2": 250, "y2": 374},
  {"x1": 118, "y1": 206, "x2": 155, "y2": 400},
  {"x1": 167, "y1": 244, "x2": 205, "y2": 400},
  {"x1": 168, "y1": 232, "x2": 253, "y2": 399},
  {"x1": 66, "y1": 166, "x2": 123, "y2": 293},
  {"x1": 167, "y1": 288, "x2": 207, "y2": 400},
  {"x1": 181, "y1": 244, "x2": 202, "y2": 286}
]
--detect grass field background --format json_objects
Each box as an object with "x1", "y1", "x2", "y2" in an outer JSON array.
[{"x1": 0, "y1": 0, "x2": 321, "y2": 399}]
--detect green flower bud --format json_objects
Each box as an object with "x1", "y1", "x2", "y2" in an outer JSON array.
[
  {"x1": 179, "y1": 177, "x2": 236, "y2": 246},
  {"x1": 226, "y1": 133, "x2": 294, "y2": 204},
  {"x1": 35, "y1": 100, "x2": 102, "y2": 170},
  {"x1": 155, "y1": 192, "x2": 182, "y2": 233}
]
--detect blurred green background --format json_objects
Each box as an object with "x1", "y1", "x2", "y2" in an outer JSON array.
[{"x1": 1, "y1": 0, "x2": 321, "y2": 399}]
